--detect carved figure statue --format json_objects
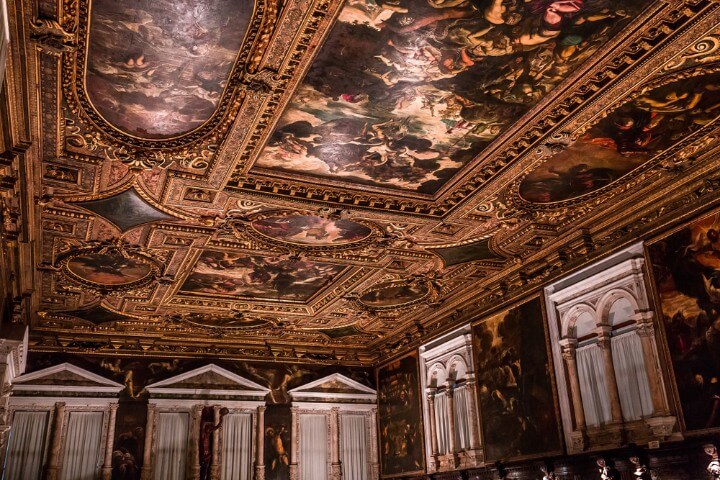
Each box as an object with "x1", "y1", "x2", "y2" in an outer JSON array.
[
  {"x1": 629, "y1": 456, "x2": 652, "y2": 480},
  {"x1": 199, "y1": 407, "x2": 229, "y2": 480},
  {"x1": 541, "y1": 465, "x2": 556, "y2": 480},
  {"x1": 597, "y1": 458, "x2": 618, "y2": 480},
  {"x1": 706, "y1": 444, "x2": 720, "y2": 479}
]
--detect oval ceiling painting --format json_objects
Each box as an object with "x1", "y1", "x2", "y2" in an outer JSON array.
[
  {"x1": 359, "y1": 280, "x2": 430, "y2": 309},
  {"x1": 251, "y1": 215, "x2": 373, "y2": 246},
  {"x1": 67, "y1": 252, "x2": 154, "y2": 286},
  {"x1": 184, "y1": 313, "x2": 274, "y2": 331},
  {"x1": 85, "y1": 0, "x2": 253, "y2": 138},
  {"x1": 519, "y1": 71, "x2": 720, "y2": 204}
]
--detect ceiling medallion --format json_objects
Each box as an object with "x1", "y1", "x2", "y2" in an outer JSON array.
[
  {"x1": 180, "y1": 312, "x2": 275, "y2": 331},
  {"x1": 55, "y1": 243, "x2": 163, "y2": 294},
  {"x1": 357, "y1": 278, "x2": 435, "y2": 311},
  {"x1": 243, "y1": 211, "x2": 380, "y2": 250}
]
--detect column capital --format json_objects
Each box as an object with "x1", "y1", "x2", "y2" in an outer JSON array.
[
  {"x1": 290, "y1": 406, "x2": 299, "y2": 414},
  {"x1": 109, "y1": 402, "x2": 119, "y2": 412},
  {"x1": 257, "y1": 405, "x2": 266, "y2": 414},
  {"x1": 559, "y1": 337, "x2": 578, "y2": 351}
]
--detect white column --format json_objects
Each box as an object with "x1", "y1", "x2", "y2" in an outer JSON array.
[
  {"x1": 330, "y1": 408, "x2": 341, "y2": 480},
  {"x1": 191, "y1": 405, "x2": 203, "y2": 480},
  {"x1": 45, "y1": 402, "x2": 66, "y2": 480},
  {"x1": 464, "y1": 379, "x2": 481, "y2": 451},
  {"x1": 597, "y1": 329, "x2": 623, "y2": 424},
  {"x1": 426, "y1": 388, "x2": 439, "y2": 471},
  {"x1": 369, "y1": 408, "x2": 379, "y2": 480},
  {"x1": 140, "y1": 404, "x2": 156, "y2": 480},
  {"x1": 446, "y1": 385, "x2": 457, "y2": 456},
  {"x1": 290, "y1": 407, "x2": 299, "y2": 480},
  {"x1": 101, "y1": 403, "x2": 119, "y2": 480},
  {"x1": 255, "y1": 406, "x2": 266, "y2": 480}
]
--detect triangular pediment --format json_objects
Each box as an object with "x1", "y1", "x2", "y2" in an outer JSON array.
[
  {"x1": 289, "y1": 373, "x2": 376, "y2": 402},
  {"x1": 14, "y1": 363, "x2": 123, "y2": 394},
  {"x1": 145, "y1": 364, "x2": 270, "y2": 398}
]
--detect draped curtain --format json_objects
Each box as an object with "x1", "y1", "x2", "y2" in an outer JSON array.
[
  {"x1": 612, "y1": 332, "x2": 654, "y2": 421},
  {"x1": 453, "y1": 387, "x2": 470, "y2": 451},
  {"x1": 577, "y1": 344, "x2": 612, "y2": 426},
  {"x1": 4, "y1": 410, "x2": 49, "y2": 480},
  {"x1": 299, "y1": 414, "x2": 327, "y2": 480},
  {"x1": 154, "y1": 412, "x2": 189, "y2": 480},
  {"x1": 434, "y1": 393, "x2": 450, "y2": 454},
  {"x1": 60, "y1": 411, "x2": 104, "y2": 480},
  {"x1": 340, "y1": 414, "x2": 368, "y2": 480},
  {"x1": 221, "y1": 413, "x2": 253, "y2": 480}
]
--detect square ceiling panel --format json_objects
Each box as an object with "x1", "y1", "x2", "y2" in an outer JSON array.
[
  {"x1": 179, "y1": 250, "x2": 346, "y2": 302},
  {"x1": 253, "y1": 0, "x2": 652, "y2": 194}
]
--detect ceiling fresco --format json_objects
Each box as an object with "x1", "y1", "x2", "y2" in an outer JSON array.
[
  {"x1": 253, "y1": 0, "x2": 652, "y2": 193},
  {"x1": 85, "y1": 0, "x2": 253, "y2": 138},
  {"x1": 8, "y1": 0, "x2": 720, "y2": 364}
]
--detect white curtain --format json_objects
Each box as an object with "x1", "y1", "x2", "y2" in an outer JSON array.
[
  {"x1": 453, "y1": 387, "x2": 470, "y2": 451},
  {"x1": 221, "y1": 413, "x2": 253, "y2": 480},
  {"x1": 577, "y1": 344, "x2": 612, "y2": 427},
  {"x1": 612, "y1": 332, "x2": 654, "y2": 421},
  {"x1": 340, "y1": 415, "x2": 368, "y2": 480},
  {"x1": 4, "y1": 410, "x2": 49, "y2": 480},
  {"x1": 60, "y1": 411, "x2": 104, "y2": 480},
  {"x1": 434, "y1": 393, "x2": 450, "y2": 455},
  {"x1": 299, "y1": 414, "x2": 327, "y2": 480},
  {"x1": 154, "y1": 412, "x2": 189, "y2": 480}
]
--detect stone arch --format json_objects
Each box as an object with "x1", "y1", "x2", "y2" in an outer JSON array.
[
  {"x1": 596, "y1": 288, "x2": 640, "y2": 327},
  {"x1": 561, "y1": 303, "x2": 597, "y2": 339}
]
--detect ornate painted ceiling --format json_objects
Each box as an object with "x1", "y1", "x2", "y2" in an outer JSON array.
[{"x1": 6, "y1": 0, "x2": 720, "y2": 365}]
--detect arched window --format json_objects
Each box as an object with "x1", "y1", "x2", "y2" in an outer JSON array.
[{"x1": 574, "y1": 310, "x2": 612, "y2": 427}]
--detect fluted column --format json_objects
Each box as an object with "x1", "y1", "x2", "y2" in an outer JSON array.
[
  {"x1": 290, "y1": 407, "x2": 299, "y2": 480},
  {"x1": 140, "y1": 404, "x2": 156, "y2": 480},
  {"x1": 559, "y1": 339, "x2": 586, "y2": 430},
  {"x1": 190, "y1": 405, "x2": 203, "y2": 480},
  {"x1": 597, "y1": 329, "x2": 623, "y2": 424},
  {"x1": 330, "y1": 408, "x2": 341, "y2": 480},
  {"x1": 210, "y1": 405, "x2": 221, "y2": 480},
  {"x1": 634, "y1": 313, "x2": 669, "y2": 414},
  {"x1": 101, "y1": 403, "x2": 119, "y2": 480},
  {"x1": 255, "y1": 406, "x2": 266, "y2": 480},
  {"x1": 369, "y1": 408, "x2": 379, "y2": 480},
  {"x1": 45, "y1": 402, "x2": 66, "y2": 480},
  {"x1": 426, "y1": 388, "x2": 439, "y2": 465}
]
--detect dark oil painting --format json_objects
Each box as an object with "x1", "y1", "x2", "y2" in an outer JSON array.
[
  {"x1": 377, "y1": 352, "x2": 424, "y2": 477},
  {"x1": 429, "y1": 237, "x2": 501, "y2": 267},
  {"x1": 520, "y1": 71, "x2": 720, "y2": 203},
  {"x1": 264, "y1": 405, "x2": 292, "y2": 480},
  {"x1": 255, "y1": 0, "x2": 651, "y2": 193},
  {"x1": 67, "y1": 253, "x2": 152, "y2": 286},
  {"x1": 179, "y1": 250, "x2": 345, "y2": 301},
  {"x1": 648, "y1": 211, "x2": 720, "y2": 432},
  {"x1": 472, "y1": 297, "x2": 561, "y2": 461},
  {"x1": 112, "y1": 403, "x2": 147, "y2": 480},
  {"x1": 252, "y1": 215, "x2": 373, "y2": 246},
  {"x1": 360, "y1": 281, "x2": 429, "y2": 308},
  {"x1": 86, "y1": 0, "x2": 252, "y2": 138}
]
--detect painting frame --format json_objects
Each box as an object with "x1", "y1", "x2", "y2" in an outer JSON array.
[
  {"x1": 644, "y1": 202, "x2": 720, "y2": 436},
  {"x1": 471, "y1": 292, "x2": 564, "y2": 463},
  {"x1": 376, "y1": 350, "x2": 426, "y2": 479}
]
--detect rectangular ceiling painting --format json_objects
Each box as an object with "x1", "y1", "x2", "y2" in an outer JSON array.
[{"x1": 255, "y1": 0, "x2": 650, "y2": 193}]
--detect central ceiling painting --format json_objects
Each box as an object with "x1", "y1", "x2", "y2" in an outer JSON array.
[
  {"x1": 179, "y1": 251, "x2": 346, "y2": 302},
  {"x1": 255, "y1": 0, "x2": 650, "y2": 193},
  {"x1": 85, "y1": 0, "x2": 252, "y2": 138}
]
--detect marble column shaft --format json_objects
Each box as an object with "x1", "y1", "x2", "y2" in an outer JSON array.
[
  {"x1": 464, "y1": 381, "x2": 481, "y2": 450},
  {"x1": 560, "y1": 339, "x2": 586, "y2": 430},
  {"x1": 140, "y1": 404, "x2": 156, "y2": 480},
  {"x1": 255, "y1": 406, "x2": 266, "y2": 480},
  {"x1": 446, "y1": 386, "x2": 457, "y2": 454},
  {"x1": 370, "y1": 408, "x2": 379, "y2": 480},
  {"x1": 426, "y1": 389, "x2": 439, "y2": 457},
  {"x1": 191, "y1": 405, "x2": 203, "y2": 480},
  {"x1": 634, "y1": 313, "x2": 670, "y2": 414},
  {"x1": 597, "y1": 331, "x2": 623, "y2": 423},
  {"x1": 45, "y1": 402, "x2": 66, "y2": 480},
  {"x1": 289, "y1": 407, "x2": 299, "y2": 480},
  {"x1": 210, "y1": 405, "x2": 221, "y2": 480},
  {"x1": 101, "y1": 403, "x2": 119, "y2": 480}
]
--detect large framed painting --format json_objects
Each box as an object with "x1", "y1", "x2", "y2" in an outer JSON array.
[
  {"x1": 472, "y1": 296, "x2": 562, "y2": 462},
  {"x1": 377, "y1": 351, "x2": 425, "y2": 478},
  {"x1": 647, "y1": 209, "x2": 720, "y2": 433},
  {"x1": 264, "y1": 405, "x2": 292, "y2": 480}
]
